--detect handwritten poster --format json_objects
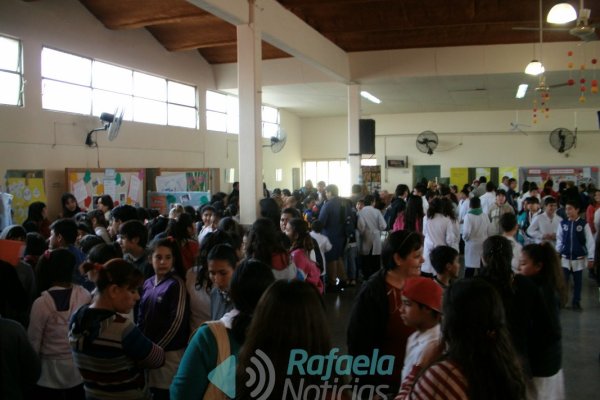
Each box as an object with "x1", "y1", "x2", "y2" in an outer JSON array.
[
  {"x1": 7, "y1": 177, "x2": 47, "y2": 224},
  {"x1": 156, "y1": 173, "x2": 187, "y2": 192},
  {"x1": 128, "y1": 175, "x2": 141, "y2": 204}
]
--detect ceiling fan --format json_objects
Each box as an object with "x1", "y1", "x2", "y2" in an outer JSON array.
[{"x1": 514, "y1": 0, "x2": 598, "y2": 41}]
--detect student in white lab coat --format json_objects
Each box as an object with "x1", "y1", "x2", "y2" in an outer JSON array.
[{"x1": 462, "y1": 196, "x2": 490, "y2": 278}]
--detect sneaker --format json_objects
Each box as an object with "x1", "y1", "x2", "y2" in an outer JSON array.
[{"x1": 572, "y1": 302, "x2": 583, "y2": 311}]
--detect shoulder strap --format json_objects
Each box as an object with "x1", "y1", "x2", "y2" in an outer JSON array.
[{"x1": 203, "y1": 321, "x2": 230, "y2": 400}]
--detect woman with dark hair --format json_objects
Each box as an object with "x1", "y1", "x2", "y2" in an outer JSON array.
[
  {"x1": 285, "y1": 218, "x2": 323, "y2": 293},
  {"x1": 60, "y1": 193, "x2": 82, "y2": 218},
  {"x1": 236, "y1": 280, "x2": 335, "y2": 399},
  {"x1": 519, "y1": 243, "x2": 567, "y2": 399},
  {"x1": 28, "y1": 248, "x2": 91, "y2": 400},
  {"x1": 70, "y1": 259, "x2": 164, "y2": 400},
  {"x1": 170, "y1": 259, "x2": 275, "y2": 399},
  {"x1": 97, "y1": 194, "x2": 114, "y2": 222},
  {"x1": 347, "y1": 230, "x2": 423, "y2": 394},
  {"x1": 23, "y1": 201, "x2": 51, "y2": 238},
  {"x1": 392, "y1": 194, "x2": 424, "y2": 233},
  {"x1": 245, "y1": 217, "x2": 299, "y2": 280},
  {"x1": 138, "y1": 238, "x2": 189, "y2": 400},
  {"x1": 480, "y1": 236, "x2": 557, "y2": 381},
  {"x1": 166, "y1": 212, "x2": 200, "y2": 271},
  {"x1": 396, "y1": 279, "x2": 527, "y2": 400},
  {"x1": 421, "y1": 197, "x2": 459, "y2": 277}
]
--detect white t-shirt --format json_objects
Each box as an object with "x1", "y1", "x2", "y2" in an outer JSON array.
[{"x1": 401, "y1": 324, "x2": 441, "y2": 381}]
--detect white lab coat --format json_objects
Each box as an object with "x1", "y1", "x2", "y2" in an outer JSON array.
[
  {"x1": 422, "y1": 214, "x2": 459, "y2": 274},
  {"x1": 357, "y1": 205, "x2": 387, "y2": 255},
  {"x1": 462, "y1": 212, "x2": 490, "y2": 268}
]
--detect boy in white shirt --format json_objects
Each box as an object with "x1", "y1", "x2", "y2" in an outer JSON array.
[
  {"x1": 399, "y1": 277, "x2": 443, "y2": 381},
  {"x1": 527, "y1": 197, "x2": 562, "y2": 247},
  {"x1": 500, "y1": 213, "x2": 522, "y2": 273}
]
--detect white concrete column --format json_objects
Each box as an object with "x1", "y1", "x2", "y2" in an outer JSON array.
[
  {"x1": 237, "y1": 3, "x2": 262, "y2": 224},
  {"x1": 348, "y1": 84, "x2": 361, "y2": 187}
]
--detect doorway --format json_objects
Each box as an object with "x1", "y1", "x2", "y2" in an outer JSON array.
[{"x1": 413, "y1": 165, "x2": 441, "y2": 187}]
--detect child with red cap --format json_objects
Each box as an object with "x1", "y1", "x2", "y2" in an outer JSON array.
[{"x1": 399, "y1": 276, "x2": 443, "y2": 381}]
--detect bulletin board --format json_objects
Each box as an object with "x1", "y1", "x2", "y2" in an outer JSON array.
[
  {"x1": 147, "y1": 191, "x2": 211, "y2": 215},
  {"x1": 5, "y1": 170, "x2": 47, "y2": 224},
  {"x1": 519, "y1": 166, "x2": 599, "y2": 189},
  {"x1": 65, "y1": 168, "x2": 146, "y2": 209},
  {"x1": 147, "y1": 168, "x2": 220, "y2": 193}
]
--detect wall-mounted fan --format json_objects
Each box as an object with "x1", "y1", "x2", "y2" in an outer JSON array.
[
  {"x1": 85, "y1": 107, "x2": 124, "y2": 147},
  {"x1": 549, "y1": 127, "x2": 576, "y2": 153},
  {"x1": 416, "y1": 131, "x2": 438, "y2": 155},
  {"x1": 263, "y1": 127, "x2": 287, "y2": 153}
]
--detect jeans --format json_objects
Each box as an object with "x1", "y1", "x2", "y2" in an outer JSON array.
[
  {"x1": 563, "y1": 267, "x2": 583, "y2": 305},
  {"x1": 344, "y1": 244, "x2": 358, "y2": 280}
]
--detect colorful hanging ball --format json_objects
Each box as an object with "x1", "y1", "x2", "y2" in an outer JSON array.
[
  {"x1": 592, "y1": 58, "x2": 598, "y2": 64},
  {"x1": 568, "y1": 79, "x2": 575, "y2": 86},
  {"x1": 533, "y1": 118, "x2": 538, "y2": 124},
  {"x1": 581, "y1": 85, "x2": 587, "y2": 91},
  {"x1": 592, "y1": 86, "x2": 599, "y2": 94},
  {"x1": 545, "y1": 107, "x2": 549, "y2": 112},
  {"x1": 592, "y1": 79, "x2": 598, "y2": 86},
  {"x1": 533, "y1": 108, "x2": 537, "y2": 112},
  {"x1": 568, "y1": 50, "x2": 573, "y2": 56},
  {"x1": 568, "y1": 62, "x2": 574, "y2": 68},
  {"x1": 581, "y1": 64, "x2": 586, "y2": 70},
  {"x1": 580, "y1": 78, "x2": 586, "y2": 84},
  {"x1": 579, "y1": 95, "x2": 586, "y2": 103}
]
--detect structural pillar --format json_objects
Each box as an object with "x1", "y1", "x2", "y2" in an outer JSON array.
[
  {"x1": 237, "y1": 3, "x2": 263, "y2": 225},
  {"x1": 348, "y1": 84, "x2": 361, "y2": 187}
]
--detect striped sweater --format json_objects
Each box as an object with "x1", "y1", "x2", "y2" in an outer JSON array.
[
  {"x1": 396, "y1": 360, "x2": 468, "y2": 400},
  {"x1": 69, "y1": 306, "x2": 165, "y2": 400}
]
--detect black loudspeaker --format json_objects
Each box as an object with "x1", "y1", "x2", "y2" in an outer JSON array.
[{"x1": 359, "y1": 119, "x2": 376, "y2": 154}]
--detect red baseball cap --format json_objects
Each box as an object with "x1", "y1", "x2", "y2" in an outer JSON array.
[{"x1": 402, "y1": 277, "x2": 443, "y2": 313}]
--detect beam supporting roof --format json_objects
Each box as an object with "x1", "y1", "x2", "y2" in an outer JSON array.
[{"x1": 188, "y1": 0, "x2": 351, "y2": 82}]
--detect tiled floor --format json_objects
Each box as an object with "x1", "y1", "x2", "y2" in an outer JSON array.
[{"x1": 325, "y1": 272, "x2": 600, "y2": 399}]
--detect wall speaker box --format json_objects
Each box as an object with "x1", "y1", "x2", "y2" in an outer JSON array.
[{"x1": 359, "y1": 119, "x2": 376, "y2": 154}]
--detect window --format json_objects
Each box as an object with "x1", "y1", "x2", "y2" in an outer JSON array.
[
  {"x1": 275, "y1": 168, "x2": 283, "y2": 182},
  {"x1": 303, "y1": 160, "x2": 351, "y2": 197},
  {"x1": 41, "y1": 47, "x2": 197, "y2": 128},
  {"x1": 0, "y1": 35, "x2": 24, "y2": 106},
  {"x1": 206, "y1": 90, "x2": 280, "y2": 137}
]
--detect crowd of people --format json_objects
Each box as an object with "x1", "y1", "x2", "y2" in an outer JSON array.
[{"x1": 0, "y1": 175, "x2": 597, "y2": 400}]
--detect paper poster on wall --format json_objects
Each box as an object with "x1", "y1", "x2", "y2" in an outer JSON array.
[
  {"x1": 186, "y1": 171, "x2": 209, "y2": 192},
  {"x1": 7, "y1": 177, "x2": 47, "y2": 224},
  {"x1": 499, "y1": 167, "x2": 518, "y2": 184},
  {"x1": 450, "y1": 168, "x2": 469, "y2": 189},
  {"x1": 156, "y1": 173, "x2": 187, "y2": 192},
  {"x1": 0, "y1": 193, "x2": 14, "y2": 230},
  {"x1": 67, "y1": 168, "x2": 146, "y2": 209},
  {"x1": 147, "y1": 191, "x2": 211, "y2": 215},
  {"x1": 128, "y1": 175, "x2": 141, "y2": 203},
  {"x1": 475, "y1": 168, "x2": 491, "y2": 181}
]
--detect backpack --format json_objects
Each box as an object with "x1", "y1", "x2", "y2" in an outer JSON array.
[{"x1": 340, "y1": 200, "x2": 357, "y2": 243}]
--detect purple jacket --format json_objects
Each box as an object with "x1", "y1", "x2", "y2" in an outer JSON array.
[{"x1": 138, "y1": 273, "x2": 189, "y2": 351}]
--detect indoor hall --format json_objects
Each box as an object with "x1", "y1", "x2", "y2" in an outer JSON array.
[{"x1": 1, "y1": 0, "x2": 600, "y2": 399}]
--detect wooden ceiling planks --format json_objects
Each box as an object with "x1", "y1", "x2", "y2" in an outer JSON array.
[{"x1": 74, "y1": 0, "x2": 599, "y2": 63}]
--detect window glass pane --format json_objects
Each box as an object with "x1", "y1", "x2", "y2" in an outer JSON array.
[
  {"x1": 262, "y1": 122, "x2": 279, "y2": 138},
  {"x1": 42, "y1": 79, "x2": 91, "y2": 114},
  {"x1": 262, "y1": 105, "x2": 279, "y2": 123},
  {"x1": 133, "y1": 72, "x2": 166, "y2": 101},
  {"x1": 361, "y1": 158, "x2": 377, "y2": 166},
  {"x1": 133, "y1": 97, "x2": 166, "y2": 125},
  {"x1": 226, "y1": 95, "x2": 239, "y2": 133},
  {"x1": 316, "y1": 161, "x2": 329, "y2": 184},
  {"x1": 304, "y1": 161, "x2": 317, "y2": 185},
  {"x1": 0, "y1": 36, "x2": 20, "y2": 71},
  {"x1": 207, "y1": 110, "x2": 227, "y2": 132},
  {"x1": 92, "y1": 89, "x2": 132, "y2": 120},
  {"x1": 168, "y1": 81, "x2": 196, "y2": 107},
  {"x1": 206, "y1": 90, "x2": 227, "y2": 112},
  {"x1": 275, "y1": 168, "x2": 283, "y2": 182},
  {"x1": 41, "y1": 48, "x2": 91, "y2": 86},
  {"x1": 168, "y1": 104, "x2": 197, "y2": 129},
  {"x1": 93, "y1": 61, "x2": 132, "y2": 94},
  {"x1": 0, "y1": 71, "x2": 21, "y2": 105}
]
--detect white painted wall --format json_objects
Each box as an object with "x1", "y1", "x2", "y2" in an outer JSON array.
[
  {"x1": 301, "y1": 108, "x2": 600, "y2": 191},
  {"x1": 0, "y1": 0, "x2": 301, "y2": 217}
]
